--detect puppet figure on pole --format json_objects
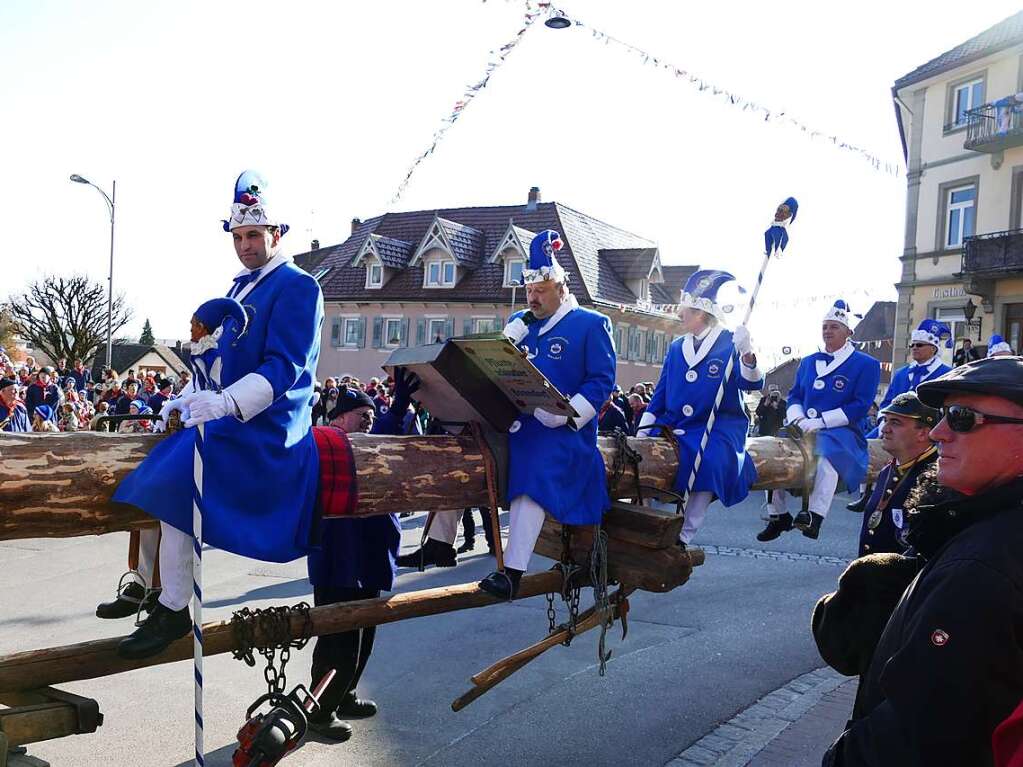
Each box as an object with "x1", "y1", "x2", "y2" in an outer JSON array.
[{"x1": 638, "y1": 198, "x2": 797, "y2": 546}]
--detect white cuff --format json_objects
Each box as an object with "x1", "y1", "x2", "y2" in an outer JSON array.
[
  {"x1": 636, "y1": 410, "x2": 657, "y2": 436},
  {"x1": 786, "y1": 404, "x2": 806, "y2": 423},
  {"x1": 740, "y1": 363, "x2": 763, "y2": 382},
  {"x1": 503, "y1": 318, "x2": 529, "y2": 345},
  {"x1": 225, "y1": 373, "x2": 274, "y2": 422},
  {"x1": 821, "y1": 407, "x2": 849, "y2": 429},
  {"x1": 568, "y1": 393, "x2": 597, "y2": 430}
]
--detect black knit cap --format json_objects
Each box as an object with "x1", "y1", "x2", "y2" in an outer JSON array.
[
  {"x1": 327, "y1": 387, "x2": 375, "y2": 421},
  {"x1": 917, "y1": 356, "x2": 1023, "y2": 408}
]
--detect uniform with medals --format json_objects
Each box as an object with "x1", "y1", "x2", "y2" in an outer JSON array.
[
  {"x1": 637, "y1": 270, "x2": 763, "y2": 544},
  {"x1": 860, "y1": 446, "x2": 937, "y2": 556}
]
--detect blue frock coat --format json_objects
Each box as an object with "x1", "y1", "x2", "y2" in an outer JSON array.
[
  {"x1": 113, "y1": 258, "x2": 324, "y2": 563},
  {"x1": 866, "y1": 357, "x2": 951, "y2": 438}
]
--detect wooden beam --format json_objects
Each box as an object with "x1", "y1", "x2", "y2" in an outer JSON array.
[
  {"x1": 0, "y1": 687, "x2": 102, "y2": 747},
  {"x1": 0, "y1": 432, "x2": 889, "y2": 543}
]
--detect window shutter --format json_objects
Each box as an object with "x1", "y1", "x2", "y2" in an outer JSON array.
[
  {"x1": 627, "y1": 328, "x2": 636, "y2": 361},
  {"x1": 494, "y1": 315, "x2": 503, "y2": 329},
  {"x1": 400, "y1": 318, "x2": 410, "y2": 347},
  {"x1": 463, "y1": 318, "x2": 473, "y2": 336},
  {"x1": 372, "y1": 317, "x2": 383, "y2": 349},
  {"x1": 330, "y1": 317, "x2": 341, "y2": 348},
  {"x1": 647, "y1": 332, "x2": 656, "y2": 363},
  {"x1": 444, "y1": 318, "x2": 454, "y2": 340},
  {"x1": 356, "y1": 317, "x2": 366, "y2": 348},
  {"x1": 416, "y1": 319, "x2": 426, "y2": 346}
]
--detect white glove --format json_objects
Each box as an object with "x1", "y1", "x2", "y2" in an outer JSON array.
[
  {"x1": 160, "y1": 397, "x2": 191, "y2": 428},
  {"x1": 503, "y1": 317, "x2": 530, "y2": 344},
  {"x1": 733, "y1": 326, "x2": 753, "y2": 356},
  {"x1": 534, "y1": 407, "x2": 569, "y2": 429},
  {"x1": 183, "y1": 390, "x2": 238, "y2": 428},
  {"x1": 799, "y1": 417, "x2": 825, "y2": 433}
]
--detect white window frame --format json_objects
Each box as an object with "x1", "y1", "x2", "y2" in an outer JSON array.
[
  {"x1": 428, "y1": 317, "x2": 447, "y2": 342},
  {"x1": 504, "y1": 257, "x2": 525, "y2": 287},
  {"x1": 442, "y1": 261, "x2": 456, "y2": 285},
  {"x1": 383, "y1": 317, "x2": 403, "y2": 348},
  {"x1": 424, "y1": 259, "x2": 457, "y2": 288},
  {"x1": 945, "y1": 184, "x2": 976, "y2": 248},
  {"x1": 342, "y1": 317, "x2": 361, "y2": 348},
  {"x1": 366, "y1": 262, "x2": 383, "y2": 288},
  {"x1": 952, "y1": 78, "x2": 984, "y2": 127},
  {"x1": 471, "y1": 316, "x2": 498, "y2": 334}
]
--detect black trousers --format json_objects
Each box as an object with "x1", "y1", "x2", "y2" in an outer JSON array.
[
  {"x1": 461, "y1": 507, "x2": 495, "y2": 550},
  {"x1": 310, "y1": 585, "x2": 380, "y2": 718}
]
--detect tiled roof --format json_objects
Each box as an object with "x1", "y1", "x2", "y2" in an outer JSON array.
[
  {"x1": 651, "y1": 265, "x2": 700, "y2": 305},
  {"x1": 293, "y1": 248, "x2": 329, "y2": 274},
  {"x1": 765, "y1": 357, "x2": 801, "y2": 397},
  {"x1": 370, "y1": 235, "x2": 415, "y2": 269},
  {"x1": 300, "y1": 201, "x2": 668, "y2": 312},
  {"x1": 437, "y1": 218, "x2": 485, "y2": 268},
  {"x1": 90, "y1": 343, "x2": 187, "y2": 381},
  {"x1": 599, "y1": 247, "x2": 659, "y2": 280},
  {"x1": 855, "y1": 301, "x2": 897, "y2": 342},
  {"x1": 894, "y1": 10, "x2": 1023, "y2": 90}
]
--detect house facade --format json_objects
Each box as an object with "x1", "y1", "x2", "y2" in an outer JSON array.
[
  {"x1": 892, "y1": 10, "x2": 1023, "y2": 366},
  {"x1": 293, "y1": 189, "x2": 696, "y2": 388}
]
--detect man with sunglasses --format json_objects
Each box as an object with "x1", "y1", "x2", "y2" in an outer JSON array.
[
  {"x1": 824, "y1": 356, "x2": 1023, "y2": 766},
  {"x1": 848, "y1": 320, "x2": 951, "y2": 512}
]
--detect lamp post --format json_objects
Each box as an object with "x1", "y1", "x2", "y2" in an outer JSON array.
[
  {"x1": 963, "y1": 298, "x2": 980, "y2": 341},
  {"x1": 70, "y1": 174, "x2": 116, "y2": 370}
]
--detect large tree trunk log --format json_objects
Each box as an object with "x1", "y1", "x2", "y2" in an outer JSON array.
[{"x1": 0, "y1": 432, "x2": 889, "y2": 542}]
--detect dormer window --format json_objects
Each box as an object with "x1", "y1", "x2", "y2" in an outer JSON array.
[
  {"x1": 504, "y1": 258, "x2": 524, "y2": 287},
  {"x1": 426, "y1": 259, "x2": 457, "y2": 287},
  {"x1": 367, "y1": 262, "x2": 383, "y2": 288}
]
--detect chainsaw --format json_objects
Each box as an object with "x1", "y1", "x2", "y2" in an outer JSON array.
[{"x1": 232, "y1": 670, "x2": 335, "y2": 767}]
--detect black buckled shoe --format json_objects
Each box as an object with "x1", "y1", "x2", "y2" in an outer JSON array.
[
  {"x1": 116, "y1": 602, "x2": 191, "y2": 660},
  {"x1": 395, "y1": 538, "x2": 457, "y2": 569},
  {"x1": 97, "y1": 580, "x2": 146, "y2": 619},
  {"x1": 846, "y1": 494, "x2": 870, "y2": 513},
  {"x1": 338, "y1": 691, "x2": 377, "y2": 718},
  {"x1": 479, "y1": 568, "x2": 522, "y2": 600},
  {"x1": 756, "y1": 513, "x2": 794, "y2": 542},
  {"x1": 795, "y1": 511, "x2": 825, "y2": 540},
  {"x1": 308, "y1": 713, "x2": 353, "y2": 742},
  {"x1": 457, "y1": 538, "x2": 476, "y2": 554}
]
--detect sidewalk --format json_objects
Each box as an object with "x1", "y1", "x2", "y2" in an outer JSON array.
[{"x1": 667, "y1": 667, "x2": 857, "y2": 767}]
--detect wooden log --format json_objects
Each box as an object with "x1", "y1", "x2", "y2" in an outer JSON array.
[
  {"x1": 0, "y1": 687, "x2": 102, "y2": 747},
  {"x1": 0, "y1": 431, "x2": 890, "y2": 542},
  {"x1": 0, "y1": 571, "x2": 565, "y2": 694}
]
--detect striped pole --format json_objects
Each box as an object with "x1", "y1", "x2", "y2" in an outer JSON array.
[
  {"x1": 192, "y1": 423, "x2": 205, "y2": 767},
  {"x1": 681, "y1": 199, "x2": 796, "y2": 508}
]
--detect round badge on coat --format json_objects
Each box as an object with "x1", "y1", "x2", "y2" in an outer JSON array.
[
  {"x1": 807, "y1": 408, "x2": 818, "y2": 418},
  {"x1": 867, "y1": 509, "x2": 882, "y2": 529},
  {"x1": 685, "y1": 370, "x2": 698, "y2": 383},
  {"x1": 813, "y1": 380, "x2": 825, "y2": 390},
  {"x1": 509, "y1": 420, "x2": 522, "y2": 433},
  {"x1": 682, "y1": 405, "x2": 694, "y2": 417}
]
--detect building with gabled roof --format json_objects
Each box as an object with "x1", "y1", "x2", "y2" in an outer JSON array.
[{"x1": 293, "y1": 187, "x2": 696, "y2": 386}]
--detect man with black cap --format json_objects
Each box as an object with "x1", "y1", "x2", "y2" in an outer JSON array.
[
  {"x1": 824, "y1": 356, "x2": 1023, "y2": 766},
  {"x1": 0, "y1": 377, "x2": 30, "y2": 432},
  {"x1": 303, "y1": 370, "x2": 419, "y2": 742},
  {"x1": 857, "y1": 392, "x2": 939, "y2": 557}
]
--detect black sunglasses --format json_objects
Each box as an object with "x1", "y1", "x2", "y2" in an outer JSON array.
[
  {"x1": 910, "y1": 343, "x2": 931, "y2": 349},
  {"x1": 942, "y1": 404, "x2": 1023, "y2": 433}
]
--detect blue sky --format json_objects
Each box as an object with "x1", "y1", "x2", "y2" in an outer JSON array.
[{"x1": 2, "y1": 0, "x2": 1020, "y2": 367}]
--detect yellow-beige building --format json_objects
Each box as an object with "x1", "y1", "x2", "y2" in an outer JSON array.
[{"x1": 893, "y1": 11, "x2": 1023, "y2": 365}]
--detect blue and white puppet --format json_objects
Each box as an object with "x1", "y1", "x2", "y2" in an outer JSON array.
[
  {"x1": 186, "y1": 297, "x2": 249, "y2": 393},
  {"x1": 638, "y1": 269, "x2": 764, "y2": 544},
  {"x1": 760, "y1": 300, "x2": 881, "y2": 541},
  {"x1": 988, "y1": 333, "x2": 1014, "y2": 357},
  {"x1": 764, "y1": 197, "x2": 799, "y2": 256},
  {"x1": 867, "y1": 319, "x2": 951, "y2": 438}
]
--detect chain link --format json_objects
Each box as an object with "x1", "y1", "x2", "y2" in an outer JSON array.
[{"x1": 230, "y1": 603, "x2": 313, "y2": 698}]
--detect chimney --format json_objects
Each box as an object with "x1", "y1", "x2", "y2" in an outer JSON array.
[
  {"x1": 526, "y1": 186, "x2": 541, "y2": 211},
  {"x1": 351, "y1": 217, "x2": 362, "y2": 234},
  {"x1": 310, "y1": 239, "x2": 320, "y2": 251}
]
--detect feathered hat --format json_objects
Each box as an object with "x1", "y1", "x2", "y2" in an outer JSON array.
[
  {"x1": 823, "y1": 299, "x2": 861, "y2": 331},
  {"x1": 910, "y1": 319, "x2": 952, "y2": 349},
  {"x1": 222, "y1": 170, "x2": 289, "y2": 235},
  {"x1": 679, "y1": 269, "x2": 740, "y2": 322},
  {"x1": 193, "y1": 297, "x2": 248, "y2": 336},
  {"x1": 522, "y1": 230, "x2": 567, "y2": 285},
  {"x1": 988, "y1": 333, "x2": 1013, "y2": 356}
]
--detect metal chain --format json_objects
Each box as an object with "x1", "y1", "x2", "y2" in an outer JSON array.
[
  {"x1": 546, "y1": 591, "x2": 557, "y2": 634},
  {"x1": 230, "y1": 603, "x2": 313, "y2": 698}
]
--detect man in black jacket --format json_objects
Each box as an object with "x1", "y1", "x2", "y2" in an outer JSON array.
[{"x1": 824, "y1": 357, "x2": 1023, "y2": 766}]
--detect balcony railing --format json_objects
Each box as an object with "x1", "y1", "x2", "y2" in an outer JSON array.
[
  {"x1": 964, "y1": 99, "x2": 1023, "y2": 153},
  {"x1": 962, "y1": 228, "x2": 1023, "y2": 275}
]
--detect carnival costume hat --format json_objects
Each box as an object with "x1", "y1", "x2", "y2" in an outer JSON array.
[
  {"x1": 34, "y1": 405, "x2": 54, "y2": 421},
  {"x1": 194, "y1": 297, "x2": 249, "y2": 337},
  {"x1": 327, "y1": 387, "x2": 376, "y2": 421},
  {"x1": 823, "y1": 300, "x2": 861, "y2": 331},
  {"x1": 130, "y1": 399, "x2": 152, "y2": 415},
  {"x1": 522, "y1": 230, "x2": 567, "y2": 285},
  {"x1": 988, "y1": 333, "x2": 1013, "y2": 356},
  {"x1": 679, "y1": 269, "x2": 740, "y2": 322},
  {"x1": 880, "y1": 391, "x2": 940, "y2": 427},
  {"x1": 910, "y1": 319, "x2": 952, "y2": 349},
  {"x1": 222, "y1": 170, "x2": 289, "y2": 236}
]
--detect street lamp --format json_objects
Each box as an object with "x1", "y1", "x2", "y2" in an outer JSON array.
[
  {"x1": 70, "y1": 174, "x2": 116, "y2": 370},
  {"x1": 963, "y1": 298, "x2": 981, "y2": 340}
]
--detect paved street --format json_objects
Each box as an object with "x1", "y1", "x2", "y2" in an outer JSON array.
[{"x1": 3, "y1": 491, "x2": 863, "y2": 767}]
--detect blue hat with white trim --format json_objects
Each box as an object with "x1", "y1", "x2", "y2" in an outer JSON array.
[
  {"x1": 522, "y1": 230, "x2": 567, "y2": 285},
  {"x1": 911, "y1": 319, "x2": 952, "y2": 349}
]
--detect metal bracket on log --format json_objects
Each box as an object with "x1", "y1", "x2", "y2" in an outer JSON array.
[{"x1": 0, "y1": 687, "x2": 102, "y2": 749}]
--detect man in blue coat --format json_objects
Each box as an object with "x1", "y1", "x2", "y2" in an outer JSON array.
[
  {"x1": 0, "y1": 377, "x2": 30, "y2": 432},
  {"x1": 848, "y1": 319, "x2": 951, "y2": 510},
  {"x1": 112, "y1": 172, "x2": 324, "y2": 660},
  {"x1": 478, "y1": 230, "x2": 616, "y2": 599},
  {"x1": 24, "y1": 367, "x2": 59, "y2": 422},
  {"x1": 758, "y1": 300, "x2": 881, "y2": 541}
]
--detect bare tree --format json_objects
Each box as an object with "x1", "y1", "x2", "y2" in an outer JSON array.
[{"x1": 4, "y1": 275, "x2": 133, "y2": 363}]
